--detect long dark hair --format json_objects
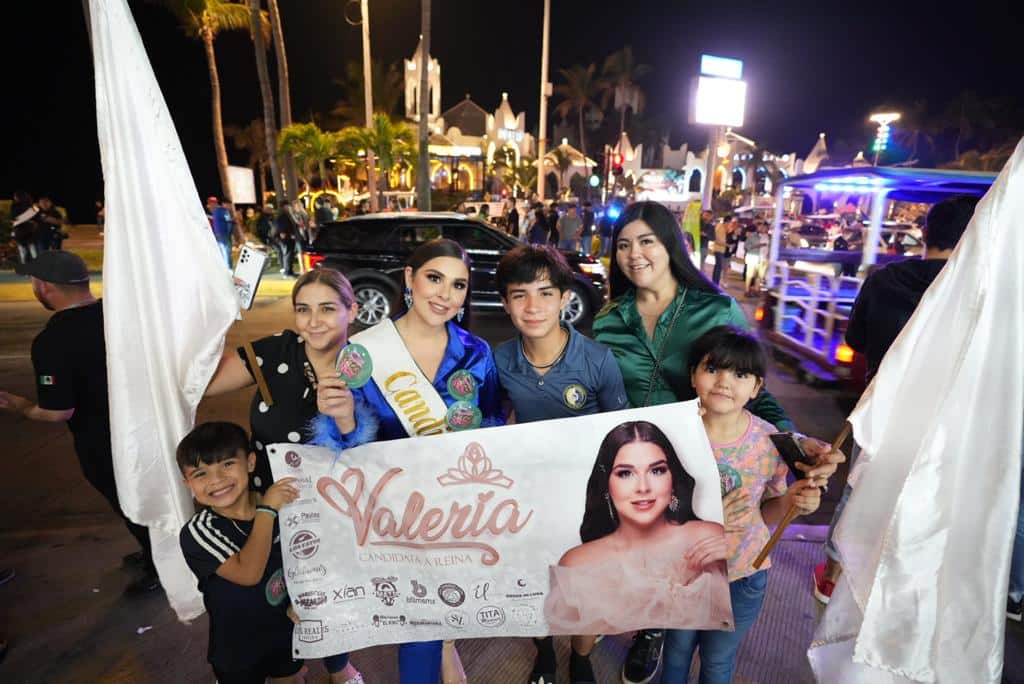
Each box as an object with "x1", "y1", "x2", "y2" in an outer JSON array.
[
  {"x1": 397, "y1": 238, "x2": 474, "y2": 330},
  {"x1": 579, "y1": 421, "x2": 698, "y2": 543},
  {"x1": 609, "y1": 201, "x2": 718, "y2": 299}
]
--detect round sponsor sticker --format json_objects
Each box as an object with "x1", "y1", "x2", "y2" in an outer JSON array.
[
  {"x1": 445, "y1": 401, "x2": 482, "y2": 431},
  {"x1": 718, "y1": 463, "x2": 742, "y2": 496},
  {"x1": 335, "y1": 343, "x2": 373, "y2": 388},
  {"x1": 562, "y1": 383, "x2": 588, "y2": 409},
  {"x1": 265, "y1": 568, "x2": 288, "y2": 606},
  {"x1": 447, "y1": 370, "x2": 477, "y2": 401}
]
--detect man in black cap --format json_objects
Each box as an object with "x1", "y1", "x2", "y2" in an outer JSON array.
[{"x1": 0, "y1": 251, "x2": 159, "y2": 595}]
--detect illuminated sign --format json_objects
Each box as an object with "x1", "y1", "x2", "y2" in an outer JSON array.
[
  {"x1": 497, "y1": 128, "x2": 524, "y2": 143},
  {"x1": 700, "y1": 54, "x2": 743, "y2": 79},
  {"x1": 692, "y1": 76, "x2": 747, "y2": 127}
]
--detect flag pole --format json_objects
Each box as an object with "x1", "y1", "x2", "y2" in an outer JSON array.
[{"x1": 753, "y1": 422, "x2": 852, "y2": 569}]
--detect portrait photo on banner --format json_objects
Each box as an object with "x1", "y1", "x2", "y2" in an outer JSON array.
[{"x1": 268, "y1": 401, "x2": 733, "y2": 657}]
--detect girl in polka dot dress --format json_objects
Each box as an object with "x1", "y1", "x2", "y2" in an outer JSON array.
[{"x1": 203, "y1": 268, "x2": 374, "y2": 684}]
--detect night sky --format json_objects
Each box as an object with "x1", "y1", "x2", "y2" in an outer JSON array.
[{"x1": 3, "y1": 0, "x2": 1017, "y2": 222}]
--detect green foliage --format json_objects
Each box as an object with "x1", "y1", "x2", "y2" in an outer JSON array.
[{"x1": 330, "y1": 61, "x2": 405, "y2": 127}]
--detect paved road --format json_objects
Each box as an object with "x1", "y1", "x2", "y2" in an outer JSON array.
[{"x1": 1, "y1": 282, "x2": 1019, "y2": 683}]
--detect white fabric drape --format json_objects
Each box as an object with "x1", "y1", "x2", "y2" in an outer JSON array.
[
  {"x1": 808, "y1": 139, "x2": 1024, "y2": 682},
  {"x1": 91, "y1": 0, "x2": 239, "y2": 620}
]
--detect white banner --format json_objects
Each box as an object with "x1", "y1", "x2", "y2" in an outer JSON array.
[{"x1": 269, "y1": 401, "x2": 732, "y2": 656}]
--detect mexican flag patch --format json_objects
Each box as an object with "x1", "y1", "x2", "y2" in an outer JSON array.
[{"x1": 39, "y1": 375, "x2": 55, "y2": 386}]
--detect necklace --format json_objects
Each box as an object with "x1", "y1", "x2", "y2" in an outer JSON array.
[{"x1": 521, "y1": 328, "x2": 569, "y2": 369}]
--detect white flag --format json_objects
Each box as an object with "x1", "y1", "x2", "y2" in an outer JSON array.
[
  {"x1": 808, "y1": 140, "x2": 1024, "y2": 682},
  {"x1": 90, "y1": 0, "x2": 239, "y2": 620}
]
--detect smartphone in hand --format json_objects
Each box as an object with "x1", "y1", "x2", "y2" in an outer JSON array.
[{"x1": 769, "y1": 431, "x2": 817, "y2": 477}]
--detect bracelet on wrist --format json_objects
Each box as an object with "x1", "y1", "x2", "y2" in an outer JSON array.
[{"x1": 255, "y1": 505, "x2": 278, "y2": 518}]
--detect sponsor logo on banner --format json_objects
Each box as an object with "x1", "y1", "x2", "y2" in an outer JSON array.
[
  {"x1": 333, "y1": 585, "x2": 367, "y2": 603},
  {"x1": 295, "y1": 591, "x2": 327, "y2": 609},
  {"x1": 504, "y1": 578, "x2": 544, "y2": 600},
  {"x1": 437, "y1": 583, "x2": 466, "y2": 607},
  {"x1": 476, "y1": 605, "x2": 505, "y2": 628},
  {"x1": 285, "y1": 450, "x2": 302, "y2": 468},
  {"x1": 316, "y1": 442, "x2": 534, "y2": 566},
  {"x1": 297, "y1": 620, "x2": 329, "y2": 643},
  {"x1": 407, "y1": 579, "x2": 436, "y2": 605},
  {"x1": 472, "y1": 580, "x2": 491, "y2": 601},
  {"x1": 510, "y1": 605, "x2": 538, "y2": 627},
  {"x1": 289, "y1": 530, "x2": 321, "y2": 559},
  {"x1": 409, "y1": 618, "x2": 443, "y2": 627},
  {"x1": 286, "y1": 510, "x2": 321, "y2": 529},
  {"x1": 287, "y1": 564, "x2": 327, "y2": 585},
  {"x1": 372, "y1": 576, "x2": 399, "y2": 606},
  {"x1": 445, "y1": 610, "x2": 468, "y2": 629},
  {"x1": 371, "y1": 614, "x2": 407, "y2": 628}
]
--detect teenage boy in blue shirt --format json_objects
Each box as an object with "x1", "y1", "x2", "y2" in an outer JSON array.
[{"x1": 494, "y1": 245, "x2": 628, "y2": 684}]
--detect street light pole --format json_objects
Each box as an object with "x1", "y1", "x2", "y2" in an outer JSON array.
[
  {"x1": 360, "y1": 0, "x2": 379, "y2": 212},
  {"x1": 536, "y1": 0, "x2": 551, "y2": 202}
]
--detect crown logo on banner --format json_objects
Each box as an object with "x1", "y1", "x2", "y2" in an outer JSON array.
[{"x1": 437, "y1": 442, "x2": 514, "y2": 489}]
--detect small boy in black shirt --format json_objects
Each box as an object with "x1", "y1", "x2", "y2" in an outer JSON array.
[{"x1": 177, "y1": 422, "x2": 301, "y2": 684}]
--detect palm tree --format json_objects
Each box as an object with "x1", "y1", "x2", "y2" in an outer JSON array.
[
  {"x1": 330, "y1": 61, "x2": 405, "y2": 126},
  {"x1": 278, "y1": 122, "x2": 339, "y2": 188},
  {"x1": 266, "y1": 0, "x2": 298, "y2": 199},
  {"x1": 334, "y1": 115, "x2": 416, "y2": 193},
  {"x1": 246, "y1": 0, "x2": 282, "y2": 201},
  {"x1": 892, "y1": 100, "x2": 936, "y2": 164},
  {"x1": 155, "y1": 0, "x2": 253, "y2": 202},
  {"x1": 550, "y1": 147, "x2": 573, "y2": 193},
  {"x1": 225, "y1": 119, "x2": 269, "y2": 200},
  {"x1": 503, "y1": 159, "x2": 537, "y2": 198},
  {"x1": 553, "y1": 63, "x2": 601, "y2": 176},
  {"x1": 601, "y1": 46, "x2": 650, "y2": 141}
]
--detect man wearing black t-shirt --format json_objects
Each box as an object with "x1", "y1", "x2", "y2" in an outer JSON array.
[{"x1": 0, "y1": 251, "x2": 159, "y2": 595}]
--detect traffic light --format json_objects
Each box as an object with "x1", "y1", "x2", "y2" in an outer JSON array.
[{"x1": 610, "y1": 152, "x2": 624, "y2": 175}]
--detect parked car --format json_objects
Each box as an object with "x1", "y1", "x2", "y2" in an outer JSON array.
[{"x1": 302, "y1": 212, "x2": 608, "y2": 327}]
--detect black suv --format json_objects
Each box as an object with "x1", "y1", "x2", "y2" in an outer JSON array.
[{"x1": 303, "y1": 212, "x2": 608, "y2": 327}]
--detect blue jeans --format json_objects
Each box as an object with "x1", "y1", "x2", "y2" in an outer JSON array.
[
  {"x1": 1010, "y1": 434, "x2": 1024, "y2": 602},
  {"x1": 824, "y1": 442, "x2": 860, "y2": 562},
  {"x1": 599, "y1": 235, "x2": 611, "y2": 257},
  {"x1": 399, "y1": 640, "x2": 441, "y2": 684},
  {"x1": 711, "y1": 253, "x2": 726, "y2": 284},
  {"x1": 663, "y1": 570, "x2": 769, "y2": 684},
  {"x1": 216, "y1": 238, "x2": 232, "y2": 267},
  {"x1": 558, "y1": 238, "x2": 578, "y2": 251}
]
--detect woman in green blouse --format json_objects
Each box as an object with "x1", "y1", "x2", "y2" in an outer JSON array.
[
  {"x1": 594, "y1": 201, "x2": 845, "y2": 684},
  {"x1": 593, "y1": 201, "x2": 792, "y2": 427}
]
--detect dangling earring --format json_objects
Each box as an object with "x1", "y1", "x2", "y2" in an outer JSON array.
[
  {"x1": 403, "y1": 287, "x2": 413, "y2": 308},
  {"x1": 456, "y1": 306, "x2": 465, "y2": 323},
  {"x1": 604, "y1": 492, "x2": 616, "y2": 521},
  {"x1": 669, "y1": 495, "x2": 680, "y2": 513}
]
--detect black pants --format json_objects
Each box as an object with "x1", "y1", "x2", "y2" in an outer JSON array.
[{"x1": 80, "y1": 451, "x2": 154, "y2": 573}]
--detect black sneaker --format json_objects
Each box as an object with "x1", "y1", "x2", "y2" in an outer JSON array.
[
  {"x1": 621, "y1": 629, "x2": 664, "y2": 684},
  {"x1": 529, "y1": 636, "x2": 556, "y2": 684},
  {"x1": 1009, "y1": 596, "x2": 1023, "y2": 622},
  {"x1": 570, "y1": 649, "x2": 597, "y2": 684},
  {"x1": 124, "y1": 570, "x2": 161, "y2": 596}
]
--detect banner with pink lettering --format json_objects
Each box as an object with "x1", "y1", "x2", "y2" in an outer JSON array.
[{"x1": 269, "y1": 401, "x2": 733, "y2": 656}]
